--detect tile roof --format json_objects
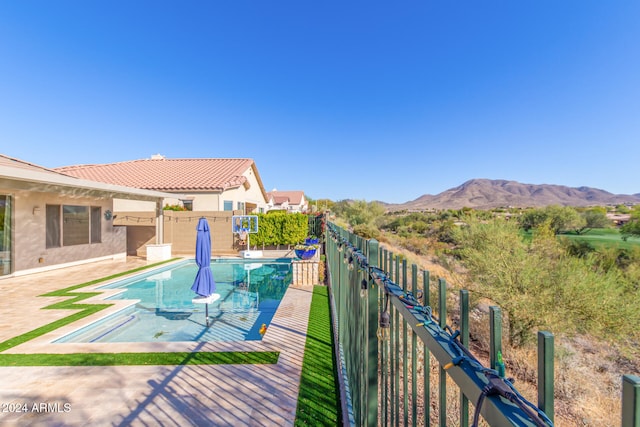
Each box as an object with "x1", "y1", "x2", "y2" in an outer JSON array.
[
  {"x1": 1, "y1": 153, "x2": 180, "y2": 200},
  {"x1": 267, "y1": 190, "x2": 305, "y2": 205},
  {"x1": 55, "y1": 157, "x2": 257, "y2": 192}
]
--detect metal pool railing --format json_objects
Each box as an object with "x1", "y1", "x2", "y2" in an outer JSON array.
[{"x1": 323, "y1": 221, "x2": 640, "y2": 427}]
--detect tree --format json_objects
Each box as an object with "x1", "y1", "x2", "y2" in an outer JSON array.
[
  {"x1": 519, "y1": 205, "x2": 585, "y2": 234},
  {"x1": 335, "y1": 200, "x2": 385, "y2": 227},
  {"x1": 574, "y1": 208, "x2": 610, "y2": 235},
  {"x1": 621, "y1": 206, "x2": 640, "y2": 240},
  {"x1": 453, "y1": 217, "x2": 640, "y2": 346},
  {"x1": 616, "y1": 204, "x2": 631, "y2": 214},
  {"x1": 518, "y1": 208, "x2": 547, "y2": 231},
  {"x1": 545, "y1": 205, "x2": 585, "y2": 234},
  {"x1": 452, "y1": 218, "x2": 556, "y2": 345}
]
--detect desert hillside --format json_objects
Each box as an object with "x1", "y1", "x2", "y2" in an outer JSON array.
[{"x1": 386, "y1": 179, "x2": 640, "y2": 210}]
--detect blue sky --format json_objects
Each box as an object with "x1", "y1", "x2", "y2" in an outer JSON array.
[{"x1": 1, "y1": 1, "x2": 639, "y2": 203}]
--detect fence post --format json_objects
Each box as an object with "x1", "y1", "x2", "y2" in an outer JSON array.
[
  {"x1": 367, "y1": 239, "x2": 379, "y2": 427},
  {"x1": 403, "y1": 260, "x2": 409, "y2": 426},
  {"x1": 389, "y1": 251, "x2": 396, "y2": 427},
  {"x1": 438, "y1": 278, "x2": 447, "y2": 427},
  {"x1": 411, "y1": 264, "x2": 418, "y2": 427},
  {"x1": 423, "y1": 270, "x2": 431, "y2": 426},
  {"x1": 489, "y1": 306, "x2": 502, "y2": 371},
  {"x1": 381, "y1": 249, "x2": 389, "y2": 427},
  {"x1": 538, "y1": 331, "x2": 554, "y2": 423},
  {"x1": 460, "y1": 290, "x2": 469, "y2": 427},
  {"x1": 622, "y1": 375, "x2": 640, "y2": 427},
  {"x1": 394, "y1": 255, "x2": 400, "y2": 424}
]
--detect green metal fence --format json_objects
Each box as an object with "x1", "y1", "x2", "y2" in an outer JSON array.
[{"x1": 322, "y1": 220, "x2": 640, "y2": 427}]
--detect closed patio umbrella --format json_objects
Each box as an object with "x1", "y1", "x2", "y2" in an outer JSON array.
[{"x1": 191, "y1": 217, "x2": 217, "y2": 326}]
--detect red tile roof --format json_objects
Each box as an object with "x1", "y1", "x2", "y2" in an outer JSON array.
[
  {"x1": 55, "y1": 157, "x2": 257, "y2": 192},
  {"x1": 267, "y1": 190, "x2": 305, "y2": 205}
]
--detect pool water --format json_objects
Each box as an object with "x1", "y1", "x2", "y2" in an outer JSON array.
[{"x1": 54, "y1": 259, "x2": 292, "y2": 343}]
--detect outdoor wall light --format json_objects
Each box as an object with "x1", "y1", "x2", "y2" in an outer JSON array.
[
  {"x1": 360, "y1": 279, "x2": 368, "y2": 298},
  {"x1": 104, "y1": 210, "x2": 113, "y2": 220}
]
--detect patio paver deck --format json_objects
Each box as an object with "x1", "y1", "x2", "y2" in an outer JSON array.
[{"x1": 0, "y1": 257, "x2": 312, "y2": 426}]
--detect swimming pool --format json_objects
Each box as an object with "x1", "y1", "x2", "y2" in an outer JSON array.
[{"x1": 54, "y1": 258, "x2": 293, "y2": 343}]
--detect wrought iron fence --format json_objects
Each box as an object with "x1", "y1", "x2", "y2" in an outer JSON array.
[{"x1": 322, "y1": 220, "x2": 640, "y2": 427}]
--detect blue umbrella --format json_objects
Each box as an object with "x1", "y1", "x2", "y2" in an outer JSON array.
[{"x1": 191, "y1": 217, "x2": 216, "y2": 297}]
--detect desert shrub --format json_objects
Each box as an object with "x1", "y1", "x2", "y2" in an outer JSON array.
[
  {"x1": 562, "y1": 238, "x2": 595, "y2": 258},
  {"x1": 453, "y1": 217, "x2": 640, "y2": 346},
  {"x1": 351, "y1": 223, "x2": 380, "y2": 240},
  {"x1": 429, "y1": 219, "x2": 457, "y2": 244}
]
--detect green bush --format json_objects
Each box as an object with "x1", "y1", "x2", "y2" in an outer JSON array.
[{"x1": 252, "y1": 213, "x2": 308, "y2": 247}]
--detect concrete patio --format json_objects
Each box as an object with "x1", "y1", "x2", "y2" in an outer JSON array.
[{"x1": 0, "y1": 257, "x2": 313, "y2": 426}]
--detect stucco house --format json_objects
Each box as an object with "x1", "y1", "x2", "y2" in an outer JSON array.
[
  {"x1": 0, "y1": 154, "x2": 180, "y2": 277},
  {"x1": 55, "y1": 154, "x2": 270, "y2": 214},
  {"x1": 266, "y1": 190, "x2": 308, "y2": 213}
]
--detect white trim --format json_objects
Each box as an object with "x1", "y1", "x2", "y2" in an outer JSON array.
[{"x1": 0, "y1": 165, "x2": 185, "y2": 201}]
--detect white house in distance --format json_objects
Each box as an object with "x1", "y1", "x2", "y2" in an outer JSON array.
[
  {"x1": 0, "y1": 154, "x2": 179, "y2": 277},
  {"x1": 267, "y1": 190, "x2": 309, "y2": 213},
  {"x1": 56, "y1": 155, "x2": 270, "y2": 214}
]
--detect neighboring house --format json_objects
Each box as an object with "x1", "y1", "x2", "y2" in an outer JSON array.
[
  {"x1": 55, "y1": 154, "x2": 270, "y2": 214},
  {"x1": 607, "y1": 213, "x2": 631, "y2": 227},
  {"x1": 0, "y1": 154, "x2": 179, "y2": 277},
  {"x1": 266, "y1": 190, "x2": 308, "y2": 213}
]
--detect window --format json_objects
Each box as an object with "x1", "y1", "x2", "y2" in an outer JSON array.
[
  {"x1": 46, "y1": 205, "x2": 61, "y2": 248},
  {"x1": 181, "y1": 200, "x2": 193, "y2": 211},
  {"x1": 237, "y1": 201, "x2": 245, "y2": 213},
  {"x1": 223, "y1": 200, "x2": 233, "y2": 211},
  {"x1": 63, "y1": 205, "x2": 89, "y2": 245},
  {"x1": 47, "y1": 204, "x2": 102, "y2": 247},
  {"x1": 91, "y1": 207, "x2": 101, "y2": 243}
]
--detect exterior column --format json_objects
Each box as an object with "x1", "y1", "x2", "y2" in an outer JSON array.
[{"x1": 156, "y1": 199, "x2": 164, "y2": 244}]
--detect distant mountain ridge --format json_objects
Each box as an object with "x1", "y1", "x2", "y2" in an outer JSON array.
[{"x1": 387, "y1": 179, "x2": 640, "y2": 210}]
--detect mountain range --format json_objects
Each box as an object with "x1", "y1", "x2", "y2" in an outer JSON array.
[{"x1": 385, "y1": 179, "x2": 640, "y2": 211}]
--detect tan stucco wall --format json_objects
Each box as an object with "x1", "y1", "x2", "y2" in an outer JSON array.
[
  {"x1": 241, "y1": 168, "x2": 269, "y2": 212},
  {"x1": 115, "y1": 210, "x2": 243, "y2": 256},
  {"x1": 192, "y1": 194, "x2": 221, "y2": 211},
  {"x1": 10, "y1": 189, "x2": 126, "y2": 274},
  {"x1": 113, "y1": 199, "x2": 156, "y2": 212}
]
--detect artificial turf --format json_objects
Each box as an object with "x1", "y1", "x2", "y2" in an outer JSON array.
[
  {"x1": 294, "y1": 285, "x2": 341, "y2": 426},
  {"x1": 0, "y1": 259, "x2": 279, "y2": 366},
  {"x1": 0, "y1": 351, "x2": 279, "y2": 366}
]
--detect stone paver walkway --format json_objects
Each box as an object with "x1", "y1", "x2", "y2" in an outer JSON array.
[{"x1": 0, "y1": 257, "x2": 312, "y2": 426}]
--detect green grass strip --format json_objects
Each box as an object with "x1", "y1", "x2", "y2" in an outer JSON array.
[
  {"x1": 294, "y1": 285, "x2": 341, "y2": 426},
  {"x1": 0, "y1": 351, "x2": 279, "y2": 366},
  {"x1": 0, "y1": 258, "x2": 179, "y2": 353}
]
